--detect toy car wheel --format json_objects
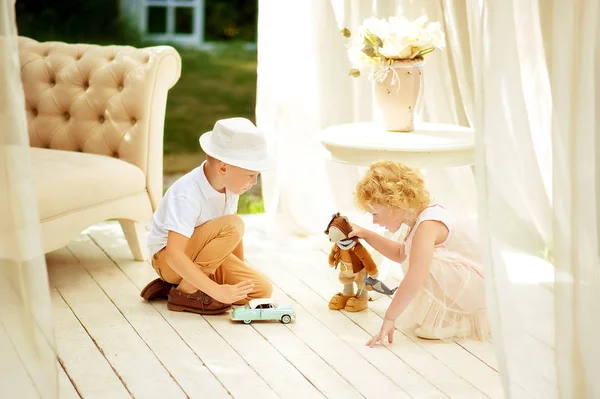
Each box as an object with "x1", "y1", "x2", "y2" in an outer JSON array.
[
  {"x1": 281, "y1": 315, "x2": 291, "y2": 324},
  {"x1": 243, "y1": 319, "x2": 252, "y2": 324}
]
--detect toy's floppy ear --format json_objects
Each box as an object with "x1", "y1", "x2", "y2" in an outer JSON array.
[{"x1": 325, "y1": 212, "x2": 342, "y2": 235}]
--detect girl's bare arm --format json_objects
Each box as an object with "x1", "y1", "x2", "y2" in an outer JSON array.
[{"x1": 384, "y1": 220, "x2": 447, "y2": 321}]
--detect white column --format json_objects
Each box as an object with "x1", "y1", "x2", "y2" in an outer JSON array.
[
  {"x1": 196, "y1": 0, "x2": 205, "y2": 45},
  {"x1": 166, "y1": 1, "x2": 175, "y2": 35}
]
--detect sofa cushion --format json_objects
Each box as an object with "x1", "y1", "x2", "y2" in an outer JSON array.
[{"x1": 31, "y1": 148, "x2": 146, "y2": 221}]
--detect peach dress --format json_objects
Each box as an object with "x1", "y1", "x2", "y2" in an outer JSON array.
[{"x1": 399, "y1": 205, "x2": 490, "y2": 341}]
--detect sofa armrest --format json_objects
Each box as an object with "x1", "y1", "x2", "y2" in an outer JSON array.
[
  {"x1": 18, "y1": 37, "x2": 182, "y2": 210},
  {"x1": 145, "y1": 46, "x2": 181, "y2": 210}
]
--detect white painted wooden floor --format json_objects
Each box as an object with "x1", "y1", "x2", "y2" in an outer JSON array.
[{"x1": 47, "y1": 215, "x2": 504, "y2": 399}]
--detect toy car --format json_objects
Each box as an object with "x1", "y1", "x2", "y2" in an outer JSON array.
[{"x1": 231, "y1": 298, "x2": 296, "y2": 324}]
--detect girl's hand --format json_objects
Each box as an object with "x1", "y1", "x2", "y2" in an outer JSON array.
[
  {"x1": 348, "y1": 223, "x2": 370, "y2": 239},
  {"x1": 366, "y1": 318, "x2": 396, "y2": 347}
]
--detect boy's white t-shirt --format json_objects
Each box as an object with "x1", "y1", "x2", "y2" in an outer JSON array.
[{"x1": 146, "y1": 161, "x2": 239, "y2": 257}]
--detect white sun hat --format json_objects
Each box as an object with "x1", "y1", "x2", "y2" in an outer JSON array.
[{"x1": 199, "y1": 117, "x2": 276, "y2": 171}]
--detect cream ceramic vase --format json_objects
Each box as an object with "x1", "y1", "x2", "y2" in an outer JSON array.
[{"x1": 372, "y1": 58, "x2": 424, "y2": 132}]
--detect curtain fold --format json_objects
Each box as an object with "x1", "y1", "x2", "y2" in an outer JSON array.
[
  {"x1": 257, "y1": 0, "x2": 347, "y2": 236},
  {"x1": 474, "y1": 0, "x2": 557, "y2": 395},
  {"x1": 549, "y1": 1, "x2": 600, "y2": 397},
  {"x1": 0, "y1": 1, "x2": 58, "y2": 397}
]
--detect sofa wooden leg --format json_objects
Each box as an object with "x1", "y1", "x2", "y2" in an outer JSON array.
[{"x1": 119, "y1": 220, "x2": 148, "y2": 261}]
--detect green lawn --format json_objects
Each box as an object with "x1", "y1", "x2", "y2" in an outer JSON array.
[
  {"x1": 163, "y1": 44, "x2": 258, "y2": 156},
  {"x1": 162, "y1": 44, "x2": 264, "y2": 214}
]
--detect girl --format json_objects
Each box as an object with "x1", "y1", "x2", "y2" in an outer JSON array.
[{"x1": 349, "y1": 161, "x2": 489, "y2": 346}]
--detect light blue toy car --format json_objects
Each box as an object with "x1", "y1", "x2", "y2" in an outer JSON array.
[{"x1": 231, "y1": 298, "x2": 296, "y2": 324}]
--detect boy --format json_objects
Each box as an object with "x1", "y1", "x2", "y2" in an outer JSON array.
[{"x1": 140, "y1": 117, "x2": 276, "y2": 314}]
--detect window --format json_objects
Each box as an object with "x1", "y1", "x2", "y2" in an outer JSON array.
[
  {"x1": 131, "y1": 0, "x2": 257, "y2": 47},
  {"x1": 147, "y1": 6, "x2": 167, "y2": 34},
  {"x1": 142, "y1": 0, "x2": 204, "y2": 47}
]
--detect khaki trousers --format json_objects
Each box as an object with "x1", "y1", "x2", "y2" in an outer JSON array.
[{"x1": 152, "y1": 214, "x2": 272, "y2": 304}]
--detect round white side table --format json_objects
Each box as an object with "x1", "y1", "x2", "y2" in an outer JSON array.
[{"x1": 320, "y1": 122, "x2": 475, "y2": 168}]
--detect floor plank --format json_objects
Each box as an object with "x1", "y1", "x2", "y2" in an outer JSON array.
[
  {"x1": 456, "y1": 339, "x2": 498, "y2": 371},
  {"x1": 67, "y1": 236, "x2": 232, "y2": 399},
  {"x1": 263, "y1": 285, "x2": 411, "y2": 399},
  {"x1": 57, "y1": 360, "x2": 81, "y2": 399},
  {"x1": 149, "y1": 307, "x2": 279, "y2": 399},
  {"x1": 47, "y1": 248, "x2": 186, "y2": 398},
  {"x1": 0, "y1": 324, "x2": 40, "y2": 398},
  {"x1": 204, "y1": 311, "x2": 326, "y2": 398},
  {"x1": 0, "y1": 272, "x2": 60, "y2": 398},
  {"x1": 51, "y1": 287, "x2": 129, "y2": 399},
  {"x1": 251, "y1": 321, "x2": 364, "y2": 399},
  {"x1": 86, "y1": 226, "x2": 279, "y2": 399}
]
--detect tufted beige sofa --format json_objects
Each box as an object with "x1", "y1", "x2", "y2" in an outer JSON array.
[{"x1": 18, "y1": 37, "x2": 182, "y2": 260}]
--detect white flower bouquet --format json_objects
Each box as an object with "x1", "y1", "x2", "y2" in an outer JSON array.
[{"x1": 343, "y1": 15, "x2": 445, "y2": 82}]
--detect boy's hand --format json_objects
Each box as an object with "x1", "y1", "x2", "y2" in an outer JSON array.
[
  {"x1": 213, "y1": 280, "x2": 255, "y2": 304},
  {"x1": 348, "y1": 223, "x2": 370, "y2": 239}
]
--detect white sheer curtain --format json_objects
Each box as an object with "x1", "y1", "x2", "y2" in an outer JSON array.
[
  {"x1": 256, "y1": 0, "x2": 358, "y2": 237},
  {"x1": 0, "y1": 1, "x2": 58, "y2": 397},
  {"x1": 473, "y1": 0, "x2": 600, "y2": 397},
  {"x1": 550, "y1": 2, "x2": 600, "y2": 393},
  {"x1": 258, "y1": 0, "x2": 600, "y2": 397}
]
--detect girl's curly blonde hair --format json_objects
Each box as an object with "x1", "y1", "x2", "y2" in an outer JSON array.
[{"x1": 355, "y1": 161, "x2": 431, "y2": 213}]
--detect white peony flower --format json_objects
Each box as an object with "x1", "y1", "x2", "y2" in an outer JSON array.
[
  {"x1": 344, "y1": 14, "x2": 446, "y2": 77},
  {"x1": 379, "y1": 34, "x2": 413, "y2": 59},
  {"x1": 412, "y1": 15, "x2": 429, "y2": 28},
  {"x1": 387, "y1": 15, "x2": 412, "y2": 33},
  {"x1": 358, "y1": 17, "x2": 390, "y2": 41}
]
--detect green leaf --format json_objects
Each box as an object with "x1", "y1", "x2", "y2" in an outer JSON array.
[
  {"x1": 361, "y1": 45, "x2": 376, "y2": 58},
  {"x1": 418, "y1": 47, "x2": 435, "y2": 56},
  {"x1": 364, "y1": 30, "x2": 383, "y2": 48},
  {"x1": 341, "y1": 28, "x2": 351, "y2": 38},
  {"x1": 374, "y1": 34, "x2": 384, "y2": 48},
  {"x1": 348, "y1": 69, "x2": 361, "y2": 78}
]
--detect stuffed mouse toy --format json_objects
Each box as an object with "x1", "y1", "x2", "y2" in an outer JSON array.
[{"x1": 324, "y1": 213, "x2": 378, "y2": 312}]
